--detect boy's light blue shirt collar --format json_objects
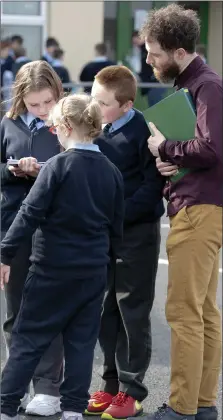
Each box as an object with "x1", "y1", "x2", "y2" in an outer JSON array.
[
  {"x1": 110, "y1": 109, "x2": 135, "y2": 133},
  {"x1": 93, "y1": 56, "x2": 108, "y2": 62},
  {"x1": 52, "y1": 59, "x2": 62, "y2": 67},
  {"x1": 44, "y1": 52, "x2": 54, "y2": 63},
  {"x1": 67, "y1": 142, "x2": 100, "y2": 152},
  {"x1": 15, "y1": 56, "x2": 28, "y2": 63}
]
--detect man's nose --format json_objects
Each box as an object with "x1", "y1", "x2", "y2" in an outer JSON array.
[{"x1": 146, "y1": 54, "x2": 153, "y2": 65}]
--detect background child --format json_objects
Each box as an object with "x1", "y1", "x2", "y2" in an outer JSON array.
[
  {"x1": 1, "y1": 60, "x2": 64, "y2": 416},
  {"x1": 51, "y1": 47, "x2": 71, "y2": 93},
  {"x1": 0, "y1": 93, "x2": 124, "y2": 420},
  {"x1": 86, "y1": 65, "x2": 165, "y2": 419}
]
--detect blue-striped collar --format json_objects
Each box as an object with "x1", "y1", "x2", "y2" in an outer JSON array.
[{"x1": 20, "y1": 112, "x2": 45, "y2": 130}]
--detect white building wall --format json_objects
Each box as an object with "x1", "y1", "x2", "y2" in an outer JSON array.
[
  {"x1": 48, "y1": 1, "x2": 104, "y2": 82},
  {"x1": 208, "y1": 1, "x2": 222, "y2": 75}
]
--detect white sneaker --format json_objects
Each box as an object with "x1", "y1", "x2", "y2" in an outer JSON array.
[
  {"x1": 25, "y1": 394, "x2": 61, "y2": 416},
  {"x1": 62, "y1": 413, "x2": 83, "y2": 420},
  {"x1": 19, "y1": 393, "x2": 32, "y2": 410}
]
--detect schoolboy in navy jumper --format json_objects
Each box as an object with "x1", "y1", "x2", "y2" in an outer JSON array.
[
  {"x1": 86, "y1": 66, "x2": 165, "y2": 419},
  {"x1": 1, "y1": 60, "x2": 64, "y2": 415},
  {"x1": 0, "y1": 94, "x2": 124, "y2": 420},
  {"x1": 79, "y1": 43, "x2": 116, "y2": 94}
]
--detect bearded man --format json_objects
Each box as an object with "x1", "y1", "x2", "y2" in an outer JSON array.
[{"x1": 128, "y1": 4, "x2": 223, "y2": 420}]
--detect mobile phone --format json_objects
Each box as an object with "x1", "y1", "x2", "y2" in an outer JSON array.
[
  {"x1": 7, "y1": 159, "x2": 19, "y2": 167},
  {"x1": 7, "y1": 159, "x2": 45, "y2": 167}
]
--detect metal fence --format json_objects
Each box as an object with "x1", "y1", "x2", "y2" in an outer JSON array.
[
  {"x1": 1, "y1": 81, "x2": 174, "y2": 117},
  {"x1": 1, "y1": 81, "x2": 173, "y2": 93},
  {"x1": 63, "y1": 82, "x2": 173, "y2": 89}
]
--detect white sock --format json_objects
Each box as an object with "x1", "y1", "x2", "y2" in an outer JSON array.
[{"x1": 63, "y1": 412, "x2": 83, "y2": 419}]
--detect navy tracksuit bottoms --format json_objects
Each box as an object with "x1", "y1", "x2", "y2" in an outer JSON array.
[{"x1": 1, "y1": 270, "x2": 106, "y2": 416}]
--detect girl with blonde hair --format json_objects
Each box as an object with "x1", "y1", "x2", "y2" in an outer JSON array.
[{"x1": 1, "y1": 94, "x2": 124, "y2": 420}]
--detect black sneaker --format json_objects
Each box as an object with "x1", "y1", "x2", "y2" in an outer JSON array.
[
  {"x1": 195, "y1": 406, "x2": 218, "y2": 420},
  {"x1": 128, "y1": 404, "x2": 195, "y2": 420}
]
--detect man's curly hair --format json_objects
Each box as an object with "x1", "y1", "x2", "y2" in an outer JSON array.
[{"x1": 140, "y1": 3, "x2": 200, "y2": 54}]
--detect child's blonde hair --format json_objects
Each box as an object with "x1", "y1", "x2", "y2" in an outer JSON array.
[
  {"x1": 7, "y1": 60, "x2": 63, "y2": 119},
  {"x1": 49, "y1": 94, "x2": 102, "y2": 141}
]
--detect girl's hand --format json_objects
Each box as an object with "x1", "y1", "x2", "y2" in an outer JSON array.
[
  {"x1": 8, "y1": 165, "x2": 27, "y2": 178},
  {"x1": 18, "y1": 157, "x2": 40, "y2": 178},
  {"x1": 1, "y1": 263, "x2": 10, "y2": 290},
  {"x1": 156, "y1": 157, "x2": 179, "y2": 176}
]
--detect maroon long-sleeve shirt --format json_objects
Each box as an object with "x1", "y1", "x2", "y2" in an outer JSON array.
[{"x1": 158, "y1": 56, "x2": 223, "y2": 216}]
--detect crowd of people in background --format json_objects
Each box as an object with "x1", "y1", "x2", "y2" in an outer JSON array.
[
  {"x1": 0, "y1": 35, "x2": 71, "y2": 112},
  {"x1": 1, "y1": 31, "x2": 208, "y2": 115},
  {"x1": 0, "y1": 33, "x2": 163, "y2": 115}
]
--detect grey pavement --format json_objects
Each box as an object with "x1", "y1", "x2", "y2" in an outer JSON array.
[{"x1": 1, "y1": 214, "x2": 222, "y2": 419}]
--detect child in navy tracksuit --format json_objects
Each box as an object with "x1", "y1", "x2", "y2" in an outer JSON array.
[{"x1": 0, "y1": 94, "x2": 124, "y2": 420}]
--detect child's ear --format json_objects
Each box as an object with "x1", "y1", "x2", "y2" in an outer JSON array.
[
  {"x1": 123, "y1": 100, "x2": 133, "y2": 113},
  {"x1": 61, "y1": 123, "x2": 70, "y2": 137},
  {"x1": 65, "y1": 130, "x2": 71, "y2": 137}
]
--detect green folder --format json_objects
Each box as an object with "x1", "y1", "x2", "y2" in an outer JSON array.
[{"x1": 143, "y1": 88, "x2": 196, "y2": 182}]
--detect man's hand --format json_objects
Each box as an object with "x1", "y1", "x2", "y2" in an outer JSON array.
[
  {"x1": 1, "y1": 263, "x2": 10, "y2": 290},
  {"x1": 8, "y1": 165, "x2": 27, "y2": 178},
  {"x1": 18, "y1": 157, "x2": 40, "y2": 178},
  {"x1": 156, "y1": 157, "x2": 179, "y2": 177},
  {"x1": 148, "y1": 122, "x2": 166, "y2": 157}
]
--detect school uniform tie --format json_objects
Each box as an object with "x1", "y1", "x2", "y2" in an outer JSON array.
[
  {"x1": 29, "y1": 118, "x2": 41, "y2": 133},
  {"x1": 103, "y1": 123, "x2": 112, "y2": 134}
]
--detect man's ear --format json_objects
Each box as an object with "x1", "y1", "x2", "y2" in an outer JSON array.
[{"x1": 175, "y1": 48, "x2": 186, "y2": 61}]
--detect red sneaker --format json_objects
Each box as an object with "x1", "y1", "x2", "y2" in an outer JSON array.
[
  {"x1": 101, "y1": 392, "x2": 143, "y2": 419},
  {"x1": 85, "y1": 391, "x2": 114, "y2": 415}
]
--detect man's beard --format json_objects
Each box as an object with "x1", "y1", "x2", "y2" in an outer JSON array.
[{"x1": 153, "y1": 60, "x2": 180, "y2": 83}]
